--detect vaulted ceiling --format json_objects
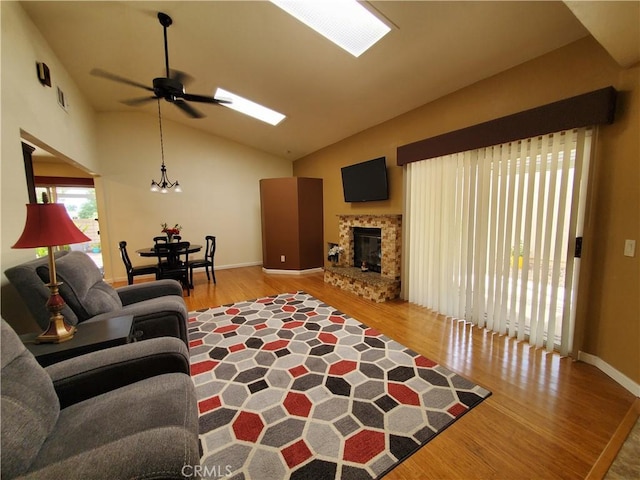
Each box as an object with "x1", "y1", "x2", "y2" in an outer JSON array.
[{"x1": 20, "y1": 1, "x2": 639, "y2": 160}]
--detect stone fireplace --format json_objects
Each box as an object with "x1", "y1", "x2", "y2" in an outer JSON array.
[{"x1": 324, "y1": 214, "x2": 402, "y2": 302}]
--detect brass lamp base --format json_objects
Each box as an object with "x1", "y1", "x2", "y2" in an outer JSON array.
[
  {"x1": 35, "y1": 280, "x2": 76, "y2": 344},
  {"x1": 35, "y1": 317, "x2": 76, "y2": 344}
]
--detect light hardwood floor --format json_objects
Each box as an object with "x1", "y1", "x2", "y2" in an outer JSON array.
[{"x1": 118, "y1": 266, "x2": 637, "y2": 479}]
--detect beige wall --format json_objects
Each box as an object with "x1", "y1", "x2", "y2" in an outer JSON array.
[
  {"x1": 1, "y1": 2, "x2": 99, "y2": 271},
  {"x1": 1, "y1": 2, "x2": 292, "y2": 332},
  {"x1": 33, "y1": 158, "x2": 94, "y2": 178},
  {"x1": 293, "y1": 37, "x2": 639, "y2": 385},
  {"x1": 26, "y1": 111, "x2": 293, "y2": 285},
  {"x1": 1, "y1": 3, "x2": 100, "y2": 332},
  {"x1": 580, "y1": 64, "x2": 639, "y2": 384},
  {"x1": 293, "y1": 135, "x2": 405, "y2": 247},
  {"x1": 95, "y1": 111, "x2": 292, "y2": 283}
]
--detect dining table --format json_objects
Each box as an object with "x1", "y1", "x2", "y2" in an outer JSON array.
[
  {"x1": 136, "y1": 243, "x2": 202, "y2": 289},
  {"x1": 135, "y1": 244, "x2": 203, "y2": 259}
]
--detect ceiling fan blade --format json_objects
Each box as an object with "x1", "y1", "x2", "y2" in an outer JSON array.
[
  {"x1": 173, "y1": 99, "x2": 204, "y2": 118},
  {"x1": 91, "y1": 68, "x2": 154, "y2": 92},
  {"x1": 92, "y1": 13, "x2": 222, "y2": 120},
  {"x1": 169, "y1": 69, "x2": 193, "y2": 86},
  {"x1": 183, "y1": 93, "x2": 232, "y2": 105},
  {"x1": 121, "y1": 96, "x2": 157, "y2": 107}
]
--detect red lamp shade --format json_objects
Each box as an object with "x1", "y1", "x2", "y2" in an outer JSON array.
[
  {"x1": 11, "y1": 203, "x2": 91, "y2": 343},
  {"x1": 12, "y1": 203, "x2": 91, "y2": 249}
]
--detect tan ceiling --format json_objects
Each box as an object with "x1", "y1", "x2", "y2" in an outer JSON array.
[{"x1": 19, "y1": 1, "x2": 639, "y2": 161}]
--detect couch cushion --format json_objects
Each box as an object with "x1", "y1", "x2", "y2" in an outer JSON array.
[
  {"x1": 26, "y1": 373, "x2": 199, "y2": 479},
  {"x1": 36, "y1": 252, "x2": 122, "y2": 323},
  {"x1": 1, "y1": 319, "x2": 60, "y2": 479},
  {"x1": 4, "y1": 252, "x2": 79, "y2": 328}
]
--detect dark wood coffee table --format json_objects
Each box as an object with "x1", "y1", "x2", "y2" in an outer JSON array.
[{"x1": 21, "y1": 315, "x2": 135, "y2": 367}]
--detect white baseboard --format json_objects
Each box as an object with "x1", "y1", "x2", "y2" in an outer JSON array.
[
  {"x1": 217, "y1": 261, "x2": 262, "y2": 270},
  {"x1": 578, "y1": 351, "x2": 640, "y2": 396},
  {"x1": 262, "y1": 267, "x2": 324, "y2": 275},
  {"x1": 106, "y1": 262, "x2": 263, "y2": 285}
]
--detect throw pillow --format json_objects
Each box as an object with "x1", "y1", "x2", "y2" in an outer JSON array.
[{"x1": 36, "y1": 252, "x2": 122, "y2": 322}]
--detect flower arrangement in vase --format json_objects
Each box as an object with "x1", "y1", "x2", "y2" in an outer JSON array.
[
  {"x1": 161, "y1": 223, "x2": 182, "y2": 242},
  {"x1": 327, "y1": 245, "x2": 344, "y2": 266}
]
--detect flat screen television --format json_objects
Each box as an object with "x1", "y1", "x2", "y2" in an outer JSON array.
[{"x1": 341, "y1": 157, "x2": 389, "y2": 202}]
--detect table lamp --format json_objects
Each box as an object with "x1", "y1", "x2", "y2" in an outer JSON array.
[{"x1": 12, "y1": 203, "x2": 91, "y2": 343}]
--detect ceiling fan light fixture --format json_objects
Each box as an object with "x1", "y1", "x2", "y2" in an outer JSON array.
[
  {"x1": 215, "y1": 88, "x2": 286, "y2": 126},
  {"x1": 270, "y1": 0, "x2": 391, "y2": 57}
]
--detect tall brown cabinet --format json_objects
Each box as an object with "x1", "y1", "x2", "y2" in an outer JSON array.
[{"x1": 260, "y1": 177, "x2": 324, "y2": 271}]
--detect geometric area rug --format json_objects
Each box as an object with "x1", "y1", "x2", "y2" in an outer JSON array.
[{"x1": 188, "y1": 291, "x2": 491, "y2": 479}]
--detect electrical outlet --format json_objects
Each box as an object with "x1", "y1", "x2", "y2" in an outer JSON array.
[
  {"x1": 280, "y1": 255, "x2": 286, "y2": 262},
  {"x1": 624, "y1": 239, "x2": 636, "y2": 257}
]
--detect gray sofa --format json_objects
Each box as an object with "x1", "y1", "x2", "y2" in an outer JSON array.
[
  {"x1": 0, "y1": 318, "x2": 199, "y2": 479},
  {"x1": 4, "y1": 251, "x2": 189, "y2": 345}
]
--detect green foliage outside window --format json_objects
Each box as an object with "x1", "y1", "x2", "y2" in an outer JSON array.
[{"x1": 77, "y1": 196, "x2": 97, "y2": 219}]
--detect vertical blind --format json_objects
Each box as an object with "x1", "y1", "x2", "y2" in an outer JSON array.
[{"x1": 404, "y1": 127, "x2": 593, "y2": 355}]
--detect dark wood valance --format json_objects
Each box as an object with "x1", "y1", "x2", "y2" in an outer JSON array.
[
  {"x1": 35, "y1": 176, "x2": 95, "y2": 187},
  {"x1": 397, "y1": 86, "x2": 617, "y2": 166}
]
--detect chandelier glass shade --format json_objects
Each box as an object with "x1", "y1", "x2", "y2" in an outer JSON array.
[{"x1": 151, "y1": 99, "x2": 181, "y2": 193}]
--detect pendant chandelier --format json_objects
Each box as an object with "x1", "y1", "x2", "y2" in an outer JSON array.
[{"x1": 150, "y1": 99, "x2": 182, "y2": 193}]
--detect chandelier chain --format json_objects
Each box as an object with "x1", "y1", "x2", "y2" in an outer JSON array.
[{"x1": 157, "y1": 99, "x2": 165, "y2": 165}]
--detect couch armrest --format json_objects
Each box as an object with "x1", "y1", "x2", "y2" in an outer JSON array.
[
  {"x1": 46, "y1": 337, "x2": 190, "y2": 409},
  {"x1": 116, "y1": 279, "x2": 183, "y2": 305}
]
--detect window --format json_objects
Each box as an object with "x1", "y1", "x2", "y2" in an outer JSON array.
[{"x1": 35, "y1": 183, "x2": 102, "y2": 270}]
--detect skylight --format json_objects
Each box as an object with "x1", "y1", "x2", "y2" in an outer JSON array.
[
  {"x1": 214, "y1": 88, "x2": 286, "y2": 126},
  {"x1": 270, "y1": 0, "x2": 391, "y2": 57}
]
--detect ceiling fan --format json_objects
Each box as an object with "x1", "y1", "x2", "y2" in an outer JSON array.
[{"x1": 91, "y1": 12, "x2": 229, "y2": 119}]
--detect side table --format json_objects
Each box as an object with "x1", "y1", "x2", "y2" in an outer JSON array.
[{"x1": 21, "y1": 315, "x2": 135, "y2": 367}]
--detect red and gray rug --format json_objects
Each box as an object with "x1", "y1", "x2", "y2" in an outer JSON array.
[{"x1": 188, "y1": 291, "x2": 490, "y2": 479}]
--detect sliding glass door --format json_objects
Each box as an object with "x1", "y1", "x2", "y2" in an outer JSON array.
[{"x1": 404, "y1": 128, "x2": 593, "y2": 355}]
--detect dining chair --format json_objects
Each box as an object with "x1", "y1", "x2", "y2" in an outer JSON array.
[
  {"x1": 118, "y1": 241, "x2": 159, "y2": 285},
  {"x1": 188, "y1": 235, "x2": 216, "y2": 286},
  {"x1": 154, "y1": 241, "x2": 191, "y2": 296}
]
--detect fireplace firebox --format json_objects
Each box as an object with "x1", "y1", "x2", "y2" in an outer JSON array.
[{"x1": 353, "y1": 227, "x2": 382, "y2": 273}]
